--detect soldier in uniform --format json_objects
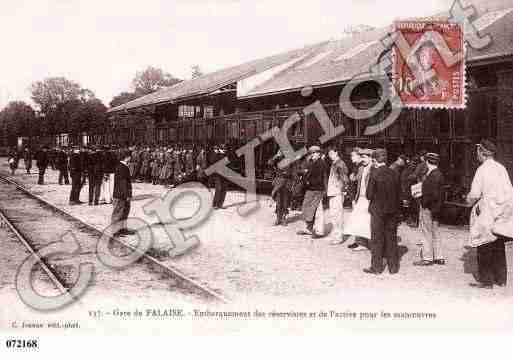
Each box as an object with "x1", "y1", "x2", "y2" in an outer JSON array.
[
  {"x1": 69, "y1": 147, "x2": 84, "y2": 205},
  {"x1": 196, "y1": 147, "x2": 208, "y2": 187},
  {"x1": 172, "y1": 148, "x2": 182, "y2": 186},
  {"x1": 185, "y1": 149, "x2": 195, "y2": 181},
  {"x1": 56, "y1": 147, "x2": 70, "y2": 185},
  {"x1": 211, "y1": 145, "x2": 228, "y2": 210},
  {"x1": 23, "y1": 147, "x2": 32, "y2": 174},
  {"x1": 87, "y1": 147, "x2": 104, "y2": 205},
  {"x1": 161, "y1": 148, "x2": 174, "y2": 186},
  {"x1": 140, "y1": 147, "x2": 152, "y2": 183},
  {"x1": 35, "y1": 147, "x2": 49, "y2": 185},
  {"x1": 150, "y1": 149, "x2": 161, "y2": 185}
]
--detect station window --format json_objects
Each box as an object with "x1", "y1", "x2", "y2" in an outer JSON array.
[
  {"x1": 178, "y1": 105, "x2": 195, "y2": 119},
  {"x1": 204, "y1": 106, "x2": 214, "y2": 119}
]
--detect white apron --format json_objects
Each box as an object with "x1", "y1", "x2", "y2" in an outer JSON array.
[{"x1": 344, "y1": 197, "x2": 371, "y2": 240}]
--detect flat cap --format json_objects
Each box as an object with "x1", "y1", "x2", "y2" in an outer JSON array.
[
  {"x1": 425, "y1": 152, "x2": 440, "y2": 162},
  {"x1": 308, "y1": 145, "x2": 321, "y2": 153},
  {"x1": 358, "y1": 148, "x2": 374, "y2": 156},
  {"x1": 477, "y1": 139, "x2": 497, "y2": 154},
  {"x1": 372, "y1": 148, "x2": 387, "y2": 159}
]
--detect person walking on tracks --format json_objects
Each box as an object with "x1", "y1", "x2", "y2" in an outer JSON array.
[
  {"x1": 35, "y1": 147, "x2": 49, "y2": 185},
  {"x1": 467, "y1": 140, "x2": 513, "y2": 289},
  {"x1": 112, "y1": 150, "x2": 135, "y2": 237},
  {"x1": 364, "y1": 149, "x2": 400, "y2": 275}
]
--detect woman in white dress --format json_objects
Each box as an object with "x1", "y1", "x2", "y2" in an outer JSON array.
[{"x1": 345, "y1": 148, "x2": 373, "y2": 251}]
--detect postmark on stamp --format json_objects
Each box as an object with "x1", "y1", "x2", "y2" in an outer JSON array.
[{"x1": 392, "y1": 19, "x2": 466, "y2": 109}]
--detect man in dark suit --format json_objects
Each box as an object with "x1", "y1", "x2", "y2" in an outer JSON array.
[
  {"x1": 211, "y1": 146, "x2": 228, "y2": 209},
  {"x1": 56, "y1": 147, "x2": 70, "y2": 185},
  {"x1": 364, "y1": 148, "x2": 401, "y2": 275},
  {"x1": 35, "y1": 147, "x2": 49, "y2": 185},
  {"x1": 69, "y1": 147, "x2": 84, "y2": 205},
  {"x1": 112, "y1": 150, "x2": 135, "y2": 236},
  {"x1": 415, "y1": 152, "x2": 445, "y2": 266},
  {"x1": 87, "y1": 147, "x2": 104, "y2": 206},
  {"x1": 23, "y1": 148, "x2": 32, "y2": 174}
]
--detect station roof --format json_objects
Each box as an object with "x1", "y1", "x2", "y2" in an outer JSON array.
[{"x1": 108, "y1": 6, "x2": 513, "y2": 113}]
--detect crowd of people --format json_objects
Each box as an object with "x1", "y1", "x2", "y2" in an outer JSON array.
[
  {"x1": 5, "y1": 138, "x2": 513, "y2": 289},
  {"x1": 267, "y1": 140, "x2": 513, "y2": 287}
]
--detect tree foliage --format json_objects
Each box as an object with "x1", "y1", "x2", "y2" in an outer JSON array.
[
  {"x1": 30, "y1": 77, "x2": 93, "y2": 116},
  {"x1": 0, "y1": 101, "x2": 37, "y2": 144},
  {"x1": 191, "y1": 64, "x2": 204, "y2": 79},
  {"x1": 109, "y1": 66, "x2": 182, "y2": 109},
  {"x1": 29, "y1": 77, "x2": 107, "y2": 136},
  {"x1": 132, "y1": 66, "x2": 181, "y2": 95}
]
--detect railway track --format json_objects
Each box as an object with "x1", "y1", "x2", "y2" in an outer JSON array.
[{"x1": 0, "y1": 174, "x2": 229, "y2": 305}]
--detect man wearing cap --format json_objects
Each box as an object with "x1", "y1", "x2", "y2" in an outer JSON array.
[
  {"x1": 112, "y1": 150, "x2": 135, "y2": 236},
  {"x1": 212, "y1": 146, "x2": 228, "y2": 209},
  {"x1": 414, "y1": 152, "x2": 445, "y2": 266},
  {"x1": 297, "y1": 146, "x2": 328, "y2": 238},
  {"x1": 56, "y1": 147, "x2": 70, "y2": 185},
  {"x1": 35, "y1": 147, "x2": 49, "y2": 185},
  {"x1": 390, "y1": 154, "x2": 407, "y2": 179},
  {"x1": 364, "y1": 148, "x2": 400, "y2": 274},
  {"x1": 467, "y1": 139, "x2": 513, "y2": 289},
  {"x1": 407, "y1": 150, "x2": 428, "y2": 227},
  {"x1": 69, "y1": 147, "x2": 84, "y2": 205},
  {"x1": 344, "y1": 148, "x2": 373, "y2": 251},
  {"x1": 23, "y1": 147, "x2": 32, "y2": 174},
  {"x1": 87, "y1": 147, "x2": 104, "y2": 206}
]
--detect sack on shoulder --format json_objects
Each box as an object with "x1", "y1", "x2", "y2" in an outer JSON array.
[{"x1": 411, "y1": 182, "x2": 422, "y2": 198}]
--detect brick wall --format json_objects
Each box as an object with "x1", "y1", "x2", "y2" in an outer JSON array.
[{"x1": 497, "y1": 69, "x2": 513, "y2": 180}]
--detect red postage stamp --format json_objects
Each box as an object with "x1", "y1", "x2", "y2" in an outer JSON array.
[{"x1": 392, "y1": 20, "x2": 466, "y2": 109}]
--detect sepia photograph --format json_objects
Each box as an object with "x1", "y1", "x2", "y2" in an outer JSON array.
[{"x1": 1, "y1": 0, "x2": 513, "y2": 352}]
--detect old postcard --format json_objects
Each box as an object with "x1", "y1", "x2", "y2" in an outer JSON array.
[{"x1": 1, "y1": 0, "x2": 513, "y2": 355}]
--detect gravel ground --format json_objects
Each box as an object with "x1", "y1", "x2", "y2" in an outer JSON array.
[{"x1": 2, "y1": 159, "x2": 513, "y2": 319}]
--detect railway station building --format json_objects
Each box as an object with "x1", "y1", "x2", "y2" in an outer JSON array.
[{"x1": 105, "y1": 7, "x2": 513, "y2": 197}]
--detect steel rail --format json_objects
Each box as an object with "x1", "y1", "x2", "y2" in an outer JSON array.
[
  {"x1": 0, "y1": 174, "x2": 230, "y2": 304},
  {"x1": 0, "y1": 203, "x2": 75, "y2": 301}
]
